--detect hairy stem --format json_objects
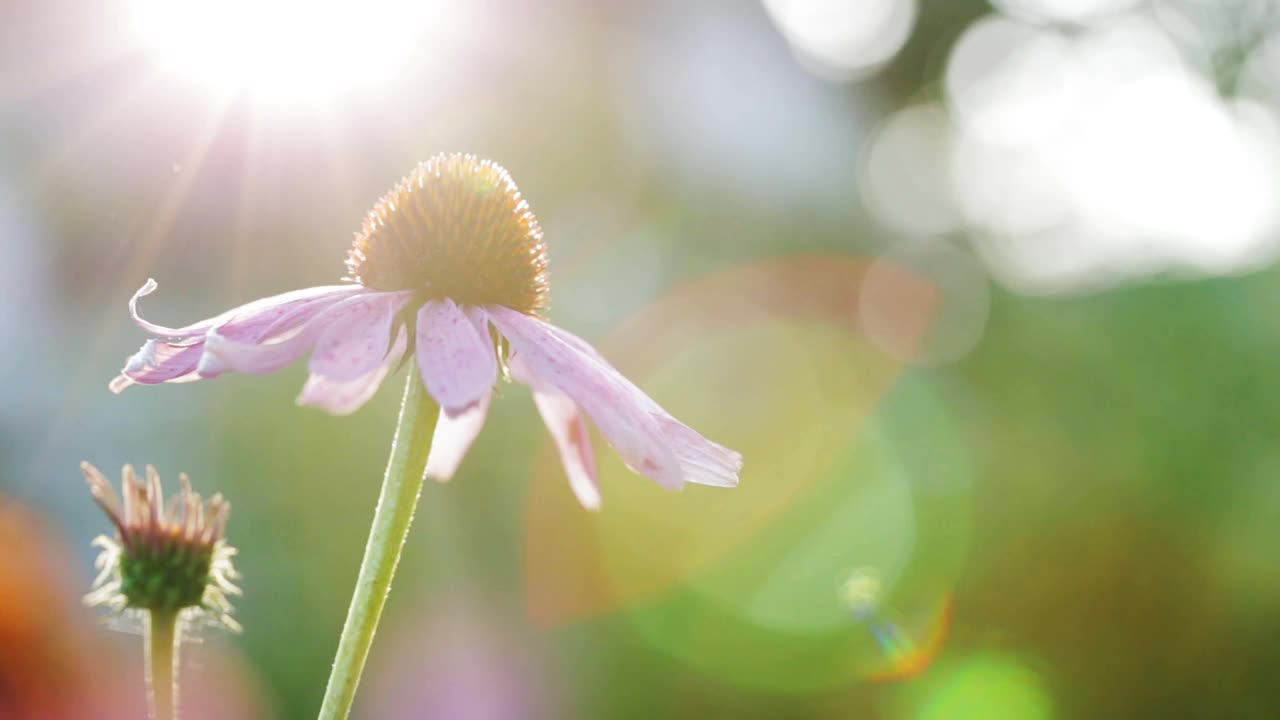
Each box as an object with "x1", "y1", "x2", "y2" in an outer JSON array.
[
  {"x1": 146, "y1": 610, "x2": 180, "y2": 720},
  {"x1": 317, "y1": 370, "x2": 438, "y2": 720}
]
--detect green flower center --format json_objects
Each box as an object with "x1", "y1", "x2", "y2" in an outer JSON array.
[{"x1": 119, "y1": 534, "x2": 215, "y2": 613}]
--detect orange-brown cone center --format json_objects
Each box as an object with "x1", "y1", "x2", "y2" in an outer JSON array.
[{"x1": 346, "y1": 153, "x2": 549, "y2": 313}]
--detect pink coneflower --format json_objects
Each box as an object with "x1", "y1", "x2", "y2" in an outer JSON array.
[{"x1": 111, "y1": 153, "x2": 741, "y2": 508}]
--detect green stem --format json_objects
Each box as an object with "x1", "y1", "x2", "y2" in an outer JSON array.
[
  {"x1": 146, "y1": 610, "x2": 180, "y2": 720},
  {"x1": 317, "y1": 370, "x2": 438, "y2": 720}
]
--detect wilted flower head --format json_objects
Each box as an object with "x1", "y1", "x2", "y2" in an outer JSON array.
[
  {"x1": 111, "y1": 153, "x2": 741, "y2": 509},
  {"x1": 82, "y1": 462, "x2": 240, "y2": 630}
]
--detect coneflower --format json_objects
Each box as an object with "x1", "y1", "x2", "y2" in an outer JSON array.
[
  {"x1": 82, "y1": 462, "x2": 240, "y2": 720},
  {"x1": 108, "y1": 153, "x2": 742, "y2": 719},
  {"x1": 111, "y1": 153, "x2": 740, "y2": 503}
]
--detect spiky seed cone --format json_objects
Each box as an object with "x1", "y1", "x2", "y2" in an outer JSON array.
[{"x1": 346, "y1": 153, "x2": 549, "y2": 314}]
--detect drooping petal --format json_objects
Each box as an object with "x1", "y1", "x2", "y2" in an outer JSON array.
[
  {"x1": 127, "y1": 279, "x2": 218, "y2": 340},
  {"x1": 127, "y1": 278, "x2": 363, "y2": 340},
  {"x1": 297, "y1": 326, "x2": 409, "y2": 415},
  {"x1": 488, "y1": 306, "x2": 684, "y2": 490},
  {"x1": 113, "y1": 281, "x2": 373, "y2": 392},
  {"x1": 509, "y1": 352, "x2": 600, "y2": 508},
  {"x1": 200, "y1": 324, "x2": 320, "y2": 376},
  {"x1": 424, "y1": 391, "x2": 492, "y2": 482},
  {"x1": 308, "y1": 291, "x2": 413, "y2": 381},
  {"x1": 655, "y1": 416, "x2": 742, "y2": 488},
  {"x1": 232, "y1": 288, "x2": 373, "y2": 343},
  {"x1": 529, "y1": 382, "x2": 600, "y2": 510},
  {"x1": 537, "y1": 329, "x2": 741, "y2": 488},
  {"x1": 415, "y1": 299, "x2": 499, "y2": 415},
  {"x1": 200, "y1": 290, "x2": 406, "y2": 376},
  {"x1": 110, "y1": 339, "x2": 206, "y2": 393}
]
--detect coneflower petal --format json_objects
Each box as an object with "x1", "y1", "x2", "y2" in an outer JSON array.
[
  {"x1": 499, "y1": 308, "x2": 742, "y2": 490},
  {"x1": 199, "y1": 290, "x2": 382, "y2": 376},
  {"x1": 415, "y1": 299, "x2": 498, "y2": 415},
  {"x1": 528, "y1": 382, "x2": 600, "y2": 510},
  {"x1": 115, "y1": 339, "x2": 205, "y2": 389},
  {"x1": 424, "y1": 390, "x2": 492, "y2": 481},
  {"x1": 308, "y1": 291, "x2": 413, "y2": 382},
  {"x1": 488, "y1": 306, "x2": 684, "y2": 491},
  {"x1": 200, "y1": 324, "x2": 319, "y2": 376},
  {"x1": 115, "y1": 282, "x2": 368, "y2": 389},
  {"x1": 297, "y1": 326, "x2": 410, "y2": 415},
  {"x1": 655, "y1": 416, "x2": 742, "y2": 488},
  {"x1": 127, "y1": 278, "x2": 362, "y2": 340}
]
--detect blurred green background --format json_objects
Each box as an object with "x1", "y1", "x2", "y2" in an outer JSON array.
[{"x1": 3, "y1": 0, "x2": 1280, "y2": 717}]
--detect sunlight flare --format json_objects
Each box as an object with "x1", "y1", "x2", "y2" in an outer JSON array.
[{"x1": 130, "y1": 0, "x2": 433, "y2": 102}]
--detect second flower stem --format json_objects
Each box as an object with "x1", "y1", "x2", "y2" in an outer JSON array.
[
  {"x1": 146, "y1": 610, "x2": 180, "y2": 720},
  {"x1": 317, "y1": 370, "x2": 438, "y2": 720}
]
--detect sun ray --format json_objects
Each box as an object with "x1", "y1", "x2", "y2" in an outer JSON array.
[
  {"x1": 226, "y1": 102, "x2": 265, "y2": 302},
  {"x1": 24, "y1": 74, "x2": 160, "y2": 194},
  {"x1": 35, "y1": 93, "x2": 238, "y2": 478},
  {"x1": 118, "y1": 89, "x2": 237, "y2": 285}
]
